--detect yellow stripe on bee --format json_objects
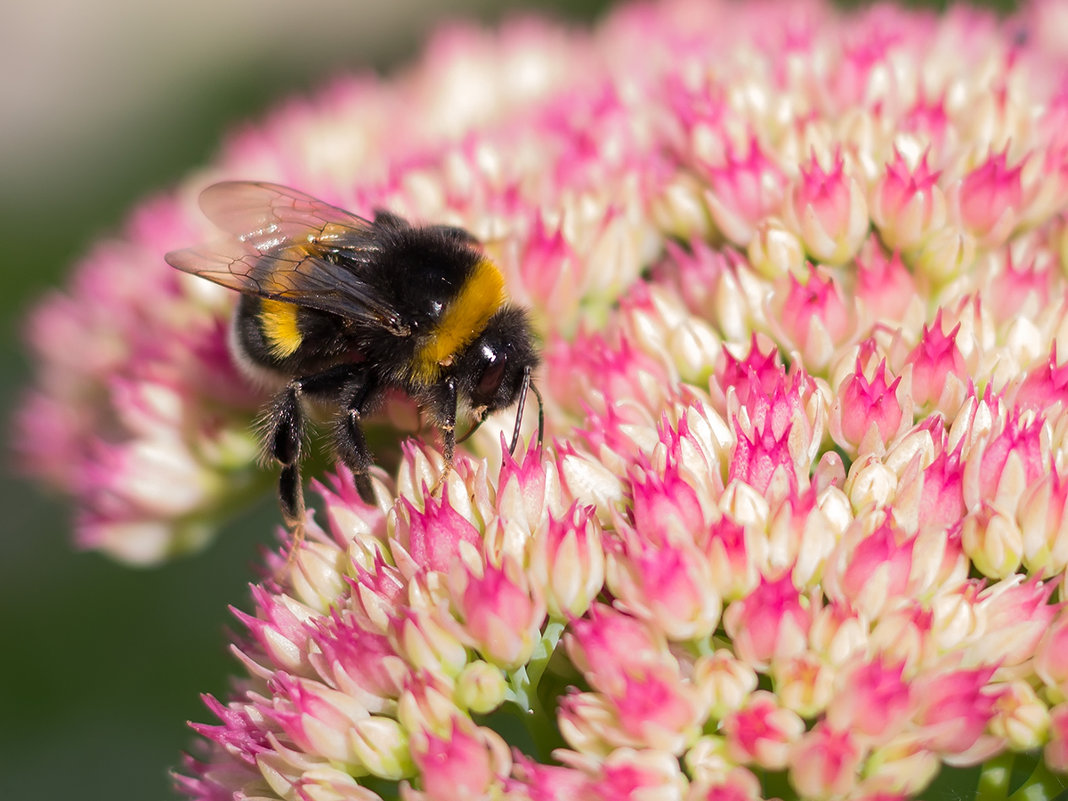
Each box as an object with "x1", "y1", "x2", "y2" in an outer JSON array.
[
  {"x1": 260, "y1": 298, "x2": 303, "y2": 358},
  {"x1": 414, "y1": 259, "x2": 506, "y2": 382}
]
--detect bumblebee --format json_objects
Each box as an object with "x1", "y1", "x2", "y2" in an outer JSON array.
[{"x1": 166, "y1": 181, "x2": 541, "y2": 529}]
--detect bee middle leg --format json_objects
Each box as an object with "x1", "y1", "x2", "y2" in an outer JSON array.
[
  {"x1": 333, "y1": 374, "x2": 378, "y2": 504},
  {"x1": 268, "y1": 365, "x2": 376, "y2": 527}
]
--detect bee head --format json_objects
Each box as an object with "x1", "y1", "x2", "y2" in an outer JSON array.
[{"x1": 457, "y1": 305, "x2": 538, "y2": 415}]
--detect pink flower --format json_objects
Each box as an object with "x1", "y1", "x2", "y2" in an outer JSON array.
[
  {"x1": 448, "y1": 555, "x2": 546, "y2": 669},
  {"x1": 1013, "y1": 343, "x2": 1068, "y2": 413},
  {"x1": 1046, "y1": 703, "x2": 1068, "y2": 774},
  {"x1": 784, "y1": 149, "x2": 870, "y2": 265},
  {"x1": 1036, "y1": 607, "x2": 1068, "y2": 701},
  {"x1": 831, "y1": 357, "x2": 907, "y2": 454},
  {"x1": 579, "y1": 748, "x2": 687, "y2": 800},
  {"x1": 559, "y1": 664, "x2": 707, "y2": 755},
  {"x1": 990, "y1": 680, "x2": 1050, "y2": 751},
  {"x1": 608, "y1": 468, "x2": 722, "y2": 641},
  {"x1": 393, "y1": 491, "x2": 482, "y2": 576},
  {"x1": 988, "y1": 247, "x2": 1054, "y2": 328},
  {"x1": 230, "y1": 585, "x2": 317, "y2": 675},
  {"x1": 972, "y1": 576, "x2": 1059, "y2": 676},
  {"x1": 564, "y1": 603, "x2": 672, "y2": 692},
  {"x1": 528, "y1": 504, "x2": 606, "y2": 619},
  {"x1": 509, "y1": 755, "x2": 593, "y2": 801},
  {"x1": 269, "y1": 673, "x2": 370, "y2": 765},
  {"x1": 722, "y1": 573, "x2": 810, "y2": 669},
  {"x1": 825, "y1": 659, "x2": 912, "y2": 742},
  {"x1": 902, "y1": 314, "x2": 970, "y2": 414},
  {"x1": 870, "y1": 148, "x2": 947, "y2": 253},
  {"x1": 701, "y1": 136, "x2": 786, "y2": 246},
  {"x1": 390, "y1": 606, "x2": 469, "y2": 680},
  {"x1": 407, "y1": 719, "x2": 511, "y2": 801},
  {"x1": 607, "y1": 529, "x2": 723, "y2": 641},
  {"x1": 824, "y1": 512, "x2": 916, "y2": 620},
  {"x1": 688, "y1": 770, "x2": 765, "y2": 801},
  {"x1": 546, "y1": 329, "x2": 674, "y2": 424},
  {"x1": 949, "y1": 149, "x2": 1024, "y2": 249},
  {"x1": 768, "y1": 264, "x2": 853, "y2": 371},
  {"x1": 728, "y1": 370, "x2": 817, "y2": 498},
  {"x1": 309, "y1": 610, "x2": 405, "y2": 712},
  {"x1": 969, "y1": 408, "x2": 1047, "y2": 510},
  {"x1": 911, "y1": 666, "x2": 1001, "y2": 759},
  {"x1": 18, "y1": 0, "x2": 1068, "y2": 799},
  {"x1": 698, "y1": 515, "x2": 760, "y2": 600},
  {"x1": 722, "y1": 690, "x2": 805, "y2": 770},
  {"x1": 855, "y1": 241, "x2": 918, "y2": 326},
  {"x1": 918, "y1": 442, "x2": 967, "y2": 533},
  {"x1": 1018, "y1": 466, "x2": 1068, "y2": 576},
  {"x1": 789, "y1": 724, "x2": 865, "y2": 799}
]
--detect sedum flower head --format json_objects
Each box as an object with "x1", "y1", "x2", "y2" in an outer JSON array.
[{"x1": 18, "y1": 0, "x2": 1068, "y2": 798}]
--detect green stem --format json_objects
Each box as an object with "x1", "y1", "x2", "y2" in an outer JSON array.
[
  {"x1": 527, "y1": 621, "x2": 565, "y2": 690},
  {"x1": 504, "y1": 622, "x2": 566, "y2": 760},
  {"x1": 977, "y1": 754, "x2": 1014, "y2": 801},
  {"x1": 1006, "y1": 759, "x2": 1068, "y2": 801},
  {"x1": 507, "y1": 664, "x2": 533, "y2": 711}
]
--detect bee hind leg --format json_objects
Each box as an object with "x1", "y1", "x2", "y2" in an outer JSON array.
[
  {"x1": 266, "y1": 381, "x2": 309, "y2": 564},
  {"x1": 268, "y1": 365, "x2": 376, "y2": 540},
  {"x1": 278, "y1": 464, "x2": 305, "y2": 528}
]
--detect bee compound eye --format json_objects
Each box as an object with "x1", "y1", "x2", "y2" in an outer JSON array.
[{"x1": 475, "y1": 354, "x2": 507, "y2": 403}]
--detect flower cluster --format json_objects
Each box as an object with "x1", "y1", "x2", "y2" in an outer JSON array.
[{"x1": 19, "y1": 0, "x2": 1068, "y2": 798}]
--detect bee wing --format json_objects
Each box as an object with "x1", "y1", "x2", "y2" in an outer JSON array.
[
  {"x1": 165, "y1": 182, "x2": 410, "y2": 335},
  {"x1": 197, "y1": 181, "x2": 376, "y2": 248}
]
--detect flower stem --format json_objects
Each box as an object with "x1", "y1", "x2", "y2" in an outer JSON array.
[
  {"x1": 1006, "y1": 758, "x2": 1068, "y2": 801},
  {"x1": 504, "y1": 621, "x2": 566, "y2": 759},
  {"x1": 977, "y1": 754, "x2": 1013, "y2": 801}
]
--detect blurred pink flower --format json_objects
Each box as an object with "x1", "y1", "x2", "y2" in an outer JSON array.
[{"x1": 18, "y1": 0, "x2": 1068, "y2": 799}]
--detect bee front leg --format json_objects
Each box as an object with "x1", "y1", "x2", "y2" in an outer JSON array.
[
  {"x1": 442, "y1": 375, "x2": 457, "y2": 466},
  {"x1": 430, "y1": 376, "x2": 458, "y2": 496}
]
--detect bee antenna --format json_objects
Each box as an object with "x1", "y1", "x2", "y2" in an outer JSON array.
[
  {"x1": 531, "y1": 381, "x2": 544, "y2": 449},
  {"x1": 509, "y1": 366, "x2": 544, "y2": 455}
]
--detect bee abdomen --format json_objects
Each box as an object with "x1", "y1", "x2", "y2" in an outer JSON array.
[
  {"x1": 259, "y1": 299, "x2": 303, "y2": 358},
  {"x1": 229, "y1": 295, "x2": 310, "y2": 390},
  {"x1": 230, "y1": 295, "x2": 364, "y2": 385}
]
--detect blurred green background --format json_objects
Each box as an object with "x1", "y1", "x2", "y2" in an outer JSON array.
[{"x1": 0, "y1": 0, "x2": 1017, "y2": 799}]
